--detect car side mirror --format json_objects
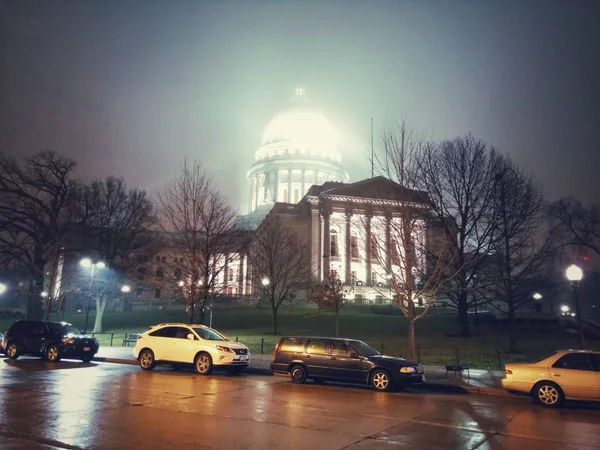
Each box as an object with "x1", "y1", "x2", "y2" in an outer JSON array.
[
  {"x1": 187, "y1": 333, "x2": 195, "y2": 341},
  {"x1": 350, "y1": 352, "x2": 360, "y2": 359}
]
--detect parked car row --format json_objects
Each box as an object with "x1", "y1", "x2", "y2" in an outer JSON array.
[{"x1": 2, "y1": 320, "x2": 599, "y2": 405}]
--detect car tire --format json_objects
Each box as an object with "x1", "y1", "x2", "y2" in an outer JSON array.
[
  {"x1": 370, "y1": 369, "x2": 392, "y2": 392},
  {"x1": 290, "y1": 365, "x2": 307, "y2": 384},
  {"x1": 138, "y1": 349, "x2": 156, "y2": 371},
  {"x1": 534, "y1": 381, "x2": 564, "y2": 408},
  {"x1": 45, "y1": 344, "x2": 61, "y2": 362},
  {"x1": 5, "y1": 342, "x2": 19, "y2": 360},
  {"x1": 194, "y1": 353, "x2": 213, "y2": 375}
]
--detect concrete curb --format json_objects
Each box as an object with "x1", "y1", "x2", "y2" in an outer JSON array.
[{"x1": 93, "y1": 357, "x2": 138, "y2": 366}]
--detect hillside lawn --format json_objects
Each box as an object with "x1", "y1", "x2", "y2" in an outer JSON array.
[{"x1": 2, "y1": 305, "x2": 596, "y2": 369}]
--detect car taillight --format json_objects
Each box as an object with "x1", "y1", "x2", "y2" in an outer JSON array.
[
  {"x1": 505, "y1": 369, "x2": 513, "y2": 375},
  {"x1": 272, "y1": 339, "x2": 282, "y2": 361}
]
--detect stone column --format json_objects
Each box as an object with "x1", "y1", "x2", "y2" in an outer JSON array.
[
  {"x1": 253, "y1": 176, "x2": 259, "y2": 211},
  {"x1": 287, "y1": 169, "x2": 292, "y2": 203},
  {"x1": 245, "y1": 259, "x2": 252, "y2": 296},
  {"x1": 365, "y1": 215, "x2": 372, "y2": 285},
  {"x1": 273, "y1": 170, "x2": 279, "y2": 203},
  {"x1": 223, "y1": 254, "x2": 229, "y2": 294},
  {"x1": 301, "y1": 169, "x2": 306, "y2": 198},
  {"x1": 317, "y1": 211, "x2": 323, "y2": 280},
  {"x1": 385, "y1": 216, "x2": 392, "y2": 278},
  {"x1": 311, "y1": 207, "x2": 320, "y2": 279},
  {"x1": 238, "y1": 253, "x2": 245, "y2": 295},
  {"x1": 322, "y1": 210, "x2": 331, "y2": 280},
  {"x1": 345, "y1": 212, "x2": 352, "y2": 285}
]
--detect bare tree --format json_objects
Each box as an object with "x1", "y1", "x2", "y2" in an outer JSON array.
[
  {"x1": 157, "y1": 161, "x2": 239, "y2": 324},
  {"x1": 0, "y1": 151, "x2": 78, "y2": 319},
  {"x1": 310, "y1": 269, "x2": 346, "y2": 337},
  {"x1": 369, "y1": 123, "x2": 451, "y2": 360},
  {"x1": 549, "y1": 197, "x2": 600, "y2": 257},
  {"x1": 481, "y1": 156, "x2": 553, "y2": 351},
  {"x1": 416, "y1": 135, "x2": 503, "y2": 337},
  {"x1": 249, "y1": 215, "x2": 312, "y2": 334},
  {"x1": 75, "y1": 177, "x2": 155, "y2": 332}
]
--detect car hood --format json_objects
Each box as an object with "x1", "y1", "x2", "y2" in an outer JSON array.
[
  {"x1": 221, "y1": 341, "x2": 249, "y2": 350},
  {"x1": 366, "y1": 355, "x2": 419, "y2": 367}
]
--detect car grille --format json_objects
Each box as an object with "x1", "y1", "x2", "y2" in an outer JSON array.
[{"x1": 234, "y1": 349, "x2": 248, "y2": 355}]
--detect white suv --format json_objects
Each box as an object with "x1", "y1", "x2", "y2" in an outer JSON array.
[{"x1": 133, "y1": 323, "x2": 251, "y2": 375}]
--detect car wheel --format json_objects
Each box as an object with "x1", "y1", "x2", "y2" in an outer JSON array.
[
  {"x1": 138, "y1": 349, "x2": 156, "y2": 371},
  {"x1": 5, "y1": 342, "x2": 19, "y2": 360},
  {"x1": 290, "y1": 365, "x2": 307, "y2": 384},
  {"x1": 371, "y1": 369, "x2": 392, "y2": 392},
  {"x1": 535, "y1": 382, "x2": 564, "y2": 408},
  {"x1": 45, "y1": 344, "x2": 61, "y2": 362},
  {"x1": 194, "y1": 353, "x2": 213, "y2": 375}
]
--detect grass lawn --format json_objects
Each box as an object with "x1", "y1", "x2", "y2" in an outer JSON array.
[{"x1": 2, "y1": 306, "x2": 596, "y2": 369}]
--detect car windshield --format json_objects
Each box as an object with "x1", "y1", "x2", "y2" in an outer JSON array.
[
  {"x1": 349, "y1": 340, "x2": 379, "y2": 357},
  {"x1": 48, "y1": 323, "x2": 82, "y2": 336},
  {"x1": 192, "y1": 327, "x2": 227, "y2": 341}
]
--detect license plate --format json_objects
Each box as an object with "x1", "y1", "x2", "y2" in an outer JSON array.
[
  {"x1": 240, "y1": 355, "x2": 248, "y2": 361},
  {"x1": 83, "y1": 347, "x2": 91, "y2": 352}
]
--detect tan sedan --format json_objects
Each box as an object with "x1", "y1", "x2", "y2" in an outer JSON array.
[{"x1": 502, "y1": 350, "x2": 600, "y2": 407}]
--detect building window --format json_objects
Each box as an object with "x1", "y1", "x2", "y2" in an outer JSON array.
[
  {"x1": 294, "y1": 188, "x2": 300, "y2": 203},
  {"x1": 174, "y1": 268, "x2": 181, "y2": 281},
  {"x1": 227, "y1": 287, "x2": 233, "y2": 295},
  {"x1": 228, "y1": 270, "x2": 233, "y2": 282},
  {"x1": 370, "y1": 237, "x2": 379, "y2": 262},
  {"x1": 283, "y1": 189, "x2": 289, "y2": 203},
  {"x1": 179, "y1": 257, "x2": 184, "y2": 263},
  {"x1": 136, "y1": 287, "x2": 143, "y2": 297},
  {"x1": 350, "y1": 236, "x2": 359, "y2": 260},
  {"x1": 137, "y1": 266, "x2": 146, "y2": 281},
  {"x1": 156, "y1": 268, "x2": 164, "y2": 279},
  {"x1": 372, "y1": 271, "x2": 377, "y2": 284},
  {"x1": 154, "y1": 288, "x2": 161, "y2": 299},
  {"x1": 390, "y1": 239, "x2": 400, "y2": 266},
  {"x1": 162, "y1": 256, "x2": 166, "y2": 263},
  {"x1": 156, "y1": 256, "x2": 160, "y2": 262},
  {"x1": 330, "y1": 231, "x2": 339, "y2": 259}
]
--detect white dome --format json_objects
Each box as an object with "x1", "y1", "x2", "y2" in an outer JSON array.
[{"x1": 261, "y1": 107, "x2": 338, "y2": 147}]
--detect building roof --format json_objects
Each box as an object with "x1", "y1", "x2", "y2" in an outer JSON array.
[{"x1": 306, "y1": 176, "x2": 429, "y2": 204}]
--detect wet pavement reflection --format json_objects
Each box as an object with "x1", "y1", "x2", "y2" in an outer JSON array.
[{"x1": 0, "y1": 356, "x2": 599, "y2": 449}]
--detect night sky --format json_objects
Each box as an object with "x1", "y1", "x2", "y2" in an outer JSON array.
[{"x1": 1, "y1": 0, "x2": 599, "y2": 212}]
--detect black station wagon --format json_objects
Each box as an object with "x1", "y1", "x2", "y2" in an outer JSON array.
[
  {"x1": 271, "y1": 336, "x2": 425, "y2": 391},
  {"x1": 2, "y1": 320, "x2": 99, "y2": 363}
]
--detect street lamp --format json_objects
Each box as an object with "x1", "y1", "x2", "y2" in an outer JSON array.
[
  {"x1": 80, "y1": 258, "x2": 105, "y2": 333},
  {"x1": 565, "y1": 264, "x2": 585, "y2": 350},
  {"x1": 533, "y1": 292, "x2": 542, "y2": 301},
  {"x1": 40, "y1": 291, "x2": 48, "y2": 298},
  {"x1": 560, "y1": 305, "x2": 570, "y2": 314},
  {"x1": 261, "y1": 278, "x2": 270, "y2": 286},
  {"x1": 121, "y1": 285, "x2": 131, "y2": 293},
  {"x1": 0, "y1": 283, "x2": 6, "y2": 295}
]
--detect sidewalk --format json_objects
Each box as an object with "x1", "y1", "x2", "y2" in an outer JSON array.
[{"x1": 94, "y1": 346, "x2": 508, "y2": 397}]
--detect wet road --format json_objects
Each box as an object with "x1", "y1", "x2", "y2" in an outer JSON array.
[{"x1": 0, "y1": 357, "x2": 599, "y2": 450}]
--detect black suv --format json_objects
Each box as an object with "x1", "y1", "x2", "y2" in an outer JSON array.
[
  {"x1": 271, "y1": 336, "x2": 424, "y2": 391},
  {"x1": 2, "y1": 320, "x2": 99, "y2": 362}
]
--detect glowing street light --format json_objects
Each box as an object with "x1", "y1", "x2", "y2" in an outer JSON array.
[
  {"x1": 40, "y1": 291, "x2": 48, "y2": 298},
  {"x1": 261, "y1": 278, "x2": 270, "y2": 286},
  {"x1": 533, "y1": 292, "x2": 542, "y2": 301},
  {"x1": 560, "y1": 305, "x2": 570, "y2": 313},
  {"x1": 80, "y1": 258, "x2": 106, "y2": 333},
  {"x1": 178, "y1": 280, "x2": 185, "y2": 287},
  {"x1": 565, "y1": 264, "x2": 585, "y2": 350},
  {"x1": 121, "y1": 285, "x2": 131, "y2": 293},
  {"x1": 0, "y1": 283, "x2": 6, "y2": 295}
]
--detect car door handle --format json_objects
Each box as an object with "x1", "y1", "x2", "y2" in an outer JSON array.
[{"x1": 553, "y1": 374, "x2": 561, "y2": 377}]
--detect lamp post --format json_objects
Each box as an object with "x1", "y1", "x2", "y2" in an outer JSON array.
[
  {"x1": 81, "y1": 258, "x2": 105, "y2": 334},
  {"x1": 565, "y1": 264, "x2": 585, "y2": 350},
  {"x1": 533, "y1": 292, "x2": 542, "y2": 312}
]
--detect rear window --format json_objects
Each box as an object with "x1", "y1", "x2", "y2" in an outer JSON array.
[{"x1": 279, "y1": 338, "x2": 306, "y2": 353}]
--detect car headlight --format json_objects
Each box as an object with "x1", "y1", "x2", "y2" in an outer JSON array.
[
  {"x1": 216, "y1": 345, "x2": 233, "y2": 353},
  {"x1": 400, "y1": 366, "x2": 416, "y2": 374},
  {"x1": 61, "y1": 337, "x2": 75, "y2": 345}
]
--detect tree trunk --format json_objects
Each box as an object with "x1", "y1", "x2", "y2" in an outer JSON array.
[
  {"x1": 27, "y1": 268, "x2": 44, "y2": 320},
  {"x1": 187, "y1": 299, "x2": 195, "y2": 324},
  {"x1": 272, "y1": 305, "x2": 279, "y2": 334},
  {"x1": 407, "y1": 320, "x2": 416, "y2": 361},
  {"x1": 508, "y1": 299, "x2": 517, "y2": 353},
  {"x1": 93, "y1": 295, "x2": 107, "y2": 333},
  {"x1": 335, "y1": 310, "x2": 339, "y2": 337},
  {"x1": 458, "y1": 293, "x2": 470, "y2": 337},
  {"x1": 198, "y1": 303, "x2": 206, "y2": 324}
]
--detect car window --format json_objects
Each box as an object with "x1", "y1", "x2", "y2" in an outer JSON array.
[
  {"x1": 47, "y1": 323, "x2": 81, "y2": 336},
  {"x1": 28, "y1": 322, "x2": 46, "y2": 335},
  {"x1": 192, "y1": 327, "x2": 226, "y2": 341},
  {"x1": 306, "y1": 339, "x2": 327, "y2": 355},
  {"x1": 280, "y1": 338, "x2": 306, "y2": 353},
  {"x1": 552, "y1": 353, "x2": 595, "y2": 371},
  {"x1": 328, "y1": 340, "x2": 352, "y2": 356},
  {"x1": 149, "y1": 326, "x2": 178, "y2": 338},
  {"x1": 174, "y1": 327, "x2": 191, "y2": 339},
  {"x1": 591, "y1": 354, "x2": 600, "y2": 372}
]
